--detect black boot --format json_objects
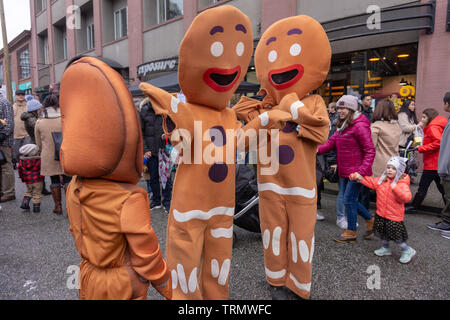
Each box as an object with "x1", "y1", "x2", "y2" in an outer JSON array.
[
  {"x1": 405, "y1": 193, "x2": 426, "y2": 212},
  {"x1": 33, "y1": 203, "x2": 40, "y2": 213},
  {"x1": 269, "y1": 285, "x2": 290, "y2": 300},
  {"x1": 20, "y1": 196, "x2": 31, "y2": 210}
]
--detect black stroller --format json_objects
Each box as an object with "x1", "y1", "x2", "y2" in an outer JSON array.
[
  {"x1": 234, "y1": 164, "x2": 261, "y2": 234},
  {"x1": 399, "y1": 140, "x2": 418, "y2": 183}
]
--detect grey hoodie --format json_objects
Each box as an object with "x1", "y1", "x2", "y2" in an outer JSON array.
[{"x1": 438, "y1": 118, "x2": 450, "y2": 180}]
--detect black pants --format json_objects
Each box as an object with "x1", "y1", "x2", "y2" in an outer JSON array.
[
  {"x1": 418, "y1": 170, "x2": 445, "y2": 197},
  {"x1": 50, "y1": 175, "x2": 72, "y2": 187}
]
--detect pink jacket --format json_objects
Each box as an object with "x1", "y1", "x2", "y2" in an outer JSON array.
[
  {"x1": 360, "y1": 174, "x2": 412, "y2": 222},
  {"x1": 318, "y1": 114, "x2": 375, "y2": 178}
]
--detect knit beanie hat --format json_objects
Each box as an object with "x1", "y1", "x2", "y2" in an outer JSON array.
[
  {"x1": 378, "y1": 156, "x2": 408, "y2": 185},
  {"x1": 27, "y1": 98, "x2": 42, "y2": 112},
  {"x1": 336, "y1": 95, "x2": 359, "y2": 112},
  {"x1": 19, "y1": 144, "x2": 40, "y2": 157}
]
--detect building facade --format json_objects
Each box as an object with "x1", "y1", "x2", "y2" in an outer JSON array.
[
  {"x1": 0, "y1": 30, "x2": 33, "y2": 98},
  {"x1": 29, "y1": 0, "x2": 449, "y2": 114}
]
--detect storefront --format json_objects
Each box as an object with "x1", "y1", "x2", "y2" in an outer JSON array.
[{"x1": 318, "y1": 43, "x2": 418, "y2": 109}]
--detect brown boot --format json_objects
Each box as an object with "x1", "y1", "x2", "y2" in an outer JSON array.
[
  {"x1": 333, "y1": 229, "x2": 357, "y2": 243},
  {"x1": 363, "y1": 217, "x2": 375, "y2": 239},
  {"x1": 50, "y1": 185, "x2": 62, "y2": 214}
]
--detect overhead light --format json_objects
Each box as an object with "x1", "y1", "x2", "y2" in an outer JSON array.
[
  {"x1": 394, "y1": 62, "x2": 398, "y2": 65},
  {"x1": 397, "y1": 54, "x2": 409, "y2": 58},
  {"x1": 383, "y1": 57, "x2": 386, "y2": 60},
  {"x1": 369, "y1": 58, "x2": 380, "y2": 62}
]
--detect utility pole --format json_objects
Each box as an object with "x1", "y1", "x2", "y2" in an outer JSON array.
[{"x1": 0, "y1": 0, "x2": 13, "y2": 103}]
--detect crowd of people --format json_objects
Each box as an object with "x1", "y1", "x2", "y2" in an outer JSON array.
[{"x1": 316, "y1": 91, "x2": 450, "y2": 258}]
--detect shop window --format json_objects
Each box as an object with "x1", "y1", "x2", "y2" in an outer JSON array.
[
  {"x1": 319, "y1": 43, "x2": 418, "y2": 108},
  {"x1": 43, "y1": 38, "x2": 49, "y2": 65},
  {"x1": 18, "y1": 48, "x2": 31, "y2": 79},
  {"x1": 114, "y1": 7, "x2": 128, "y2": 40},
  {"x1": 158, "y1": 0, "x2": 182, "y2": 23}
]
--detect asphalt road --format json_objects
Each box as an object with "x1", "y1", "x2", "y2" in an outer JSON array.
[{"x1": 0, "y1": 171, "x2": 449, "y2": 300}]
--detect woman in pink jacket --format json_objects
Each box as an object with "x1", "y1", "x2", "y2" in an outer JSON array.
[
  {"x1": 351, "y1": 156, "x2": 416, "y2": 264},
  {"x1": 318, "y1": 95, "x2": 376, "y2": 243}
]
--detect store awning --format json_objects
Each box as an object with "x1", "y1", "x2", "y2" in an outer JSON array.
[{"x1": 129, "y1": 72, "x2": 259, "y2": 97}]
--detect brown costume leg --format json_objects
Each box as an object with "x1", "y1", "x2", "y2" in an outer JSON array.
[
  {"x1": 166, "y1": 215, "x2": 205, "y2": 300},
  {"x1": 201, "y1": 215, "x2": 233, "y2": 300},
  {"x1": 258, "y1": 195, "x2": 289, "y2": 287},
  {"x1": 285, "y1": 199, "x2": 316, "y2": 299}
]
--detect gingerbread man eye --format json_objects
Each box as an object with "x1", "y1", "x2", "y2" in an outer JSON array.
[
  {"x1": 290, "y1": 43, "x2": 302, "y2": 56},
  {"x1": 210, "y1": 41, "x2": 224, "y2": 57},
  {"x1": 268, "y1": 50, "x2": 277, "y2": 63},
  {"x1": 236, "y1": 42, "x2": 244, "y2": 56}
]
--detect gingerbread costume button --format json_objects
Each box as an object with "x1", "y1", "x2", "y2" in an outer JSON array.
[{"x1": 209, "y1": 163, "x2": 228, "y2": 182}]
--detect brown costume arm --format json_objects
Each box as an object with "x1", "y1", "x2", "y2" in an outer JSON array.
[
  {"x1": 120, "y1": 193, "x2": 171, "y2": 300},
  {"x1": 139, "y1": 82, "x2": 195, "y2": 137},
  {"x1": 278, "y1": 93, "x2": 330, "y2": 144},
  {"x1": 232, "y1": 91, "x2": 276, "y2": 122}
]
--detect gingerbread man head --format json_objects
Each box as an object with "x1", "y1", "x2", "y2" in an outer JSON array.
[
  {"x1": 178, "y1": 5, "x2": 253, "y2": 110},
  {"x1": 255, "y1": 15, "x2": 331, "y2": 104},
  {"x1": 60, "y1": 57, "x2": 143, "y2": 184}
]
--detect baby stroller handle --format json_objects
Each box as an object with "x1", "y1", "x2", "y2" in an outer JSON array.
[{"x1": 234, "y1": 196, "x2": 259, "y2": 220}]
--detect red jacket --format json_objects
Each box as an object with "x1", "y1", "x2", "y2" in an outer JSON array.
[
  {"x1": 361, "y1": 174, "x2": 412, "y2": 222},
  {"x1": 418, "y1": 115, "x2": 448, "y2": 170},
  {"x1": 18, "y1": 157, "x2": 44, "y2": 184}
]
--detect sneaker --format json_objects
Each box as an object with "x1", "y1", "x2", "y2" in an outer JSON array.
[
  {"x1": 427, "y1": 221, "x2": 450, "y2": 232},
  {"x1": 316, "y1": 211, "x2": 325, "y2": 221},
  {"x1": 399, "y1": 247, "x2": 416, "y2": 264},
  {"x1": 150, "y1": 203, "x2": 162, "y2": 210},
  {"x1": 374, "y1": 247, "x2": 392, "y2": 257},
  {"x1": 336, "y1": 216, "x2": 347, "y2": 229},
  {"x1": 441, "y1": 230, "x2": 450, "y2": 240}
]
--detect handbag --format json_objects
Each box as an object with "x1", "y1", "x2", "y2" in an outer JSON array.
[
  {"x1": 52, "y1": 132, "x2": 63, "y2": 161},
  {"x1": 0, "y1": 149, "x2": 6, "y2": 165}
]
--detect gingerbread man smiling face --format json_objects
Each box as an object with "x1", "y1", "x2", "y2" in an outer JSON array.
[
  {"x1": 178, "y1": 5, "x2": 253, "y2": 110},
  {"x1": 255, "y1": 15, "x2": 331, "y2": 104}
]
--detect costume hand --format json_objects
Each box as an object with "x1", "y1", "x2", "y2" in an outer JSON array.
[{"x1": 259, "y1": 109, "x2": 292, "y2": 130}]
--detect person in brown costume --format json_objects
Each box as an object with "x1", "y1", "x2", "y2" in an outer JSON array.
[{"x1": 59, "y1": 56, "x2": 171, "y2": 300}]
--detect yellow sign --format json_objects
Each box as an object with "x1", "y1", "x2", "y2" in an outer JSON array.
[{"x1": 399, "y1": 85, "x2": 415, "y2": 98}]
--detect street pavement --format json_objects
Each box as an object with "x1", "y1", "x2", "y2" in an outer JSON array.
[{"x1": 0, "y1": 171, "x2": 449, "y2": 300}]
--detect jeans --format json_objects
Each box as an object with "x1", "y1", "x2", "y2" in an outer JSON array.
[
  {"x1": 338, "y1": 177, "x2": 372, "y2": 231},
  {"x1": 147, "y1": 155, "x2": 172, "y2": 208}
]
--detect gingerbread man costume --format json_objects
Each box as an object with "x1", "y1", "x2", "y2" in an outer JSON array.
[
  {"x1": 139, "y1": 5, "x2": 289, "y2": 300},
  {"x1": 233, "y1": 15, "x2": 331, "y2": 299},
  {"x1": 59, "y1": 57, "x2": 171, "y2": 300}
]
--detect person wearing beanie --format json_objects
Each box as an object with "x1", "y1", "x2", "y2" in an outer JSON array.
[
  {"x1": 350, "y1": 156, "x2": 416, "y2": 264},
  {"x1": 21, "y1": 97, "x2": 51, "y2": 197},
  {"x1": 13, "y1": 90, "x2": 33, "y2": 170},
  {"x1": 18, "y1": 144, "x2": 44, "y2": 213},
  {"x1": 318, "y1": 95, "x2": 375, "y2": 242}
]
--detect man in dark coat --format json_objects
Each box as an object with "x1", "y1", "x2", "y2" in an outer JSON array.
[{"x1": 139, "y1": 97, "x2": 173, "y2": 211}]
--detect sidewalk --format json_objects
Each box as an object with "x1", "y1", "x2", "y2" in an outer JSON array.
[{"x1": 323, "y1": 172, "x2": 445, "y2": 216}]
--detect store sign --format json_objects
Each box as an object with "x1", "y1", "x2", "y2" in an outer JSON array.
[
  {"x1": 137, "y1": 58, "x2": 178, "y2": 77},
  {"x1": 18, "y1": 81, "x2": 32, "y2": 90}
]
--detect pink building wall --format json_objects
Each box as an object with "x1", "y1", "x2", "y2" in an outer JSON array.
[
  {"x1": 415, "y1": 0, "x2": 450, "y2": 116},
  {"x1": 261, "y1": 0, "x2": 297, "y2": 32}
]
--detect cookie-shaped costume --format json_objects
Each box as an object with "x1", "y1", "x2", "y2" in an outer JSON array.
[
  {"x1": 233, "y1": 15, "x2": 331, "y2": 299},
  {"x1": 60, "y1": 57, "x2": 171, "y2": 300},
  {"x1": 139, "y1": 5, "x2": 290, "y2": 300}
]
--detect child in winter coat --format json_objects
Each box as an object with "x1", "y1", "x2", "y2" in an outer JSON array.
[
  {"x1": 350, "y1": 156, "x2": 416, "y2": 264},
  {"x1": 18, "y1": 144, "x2": 44, "y2": 212}
]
